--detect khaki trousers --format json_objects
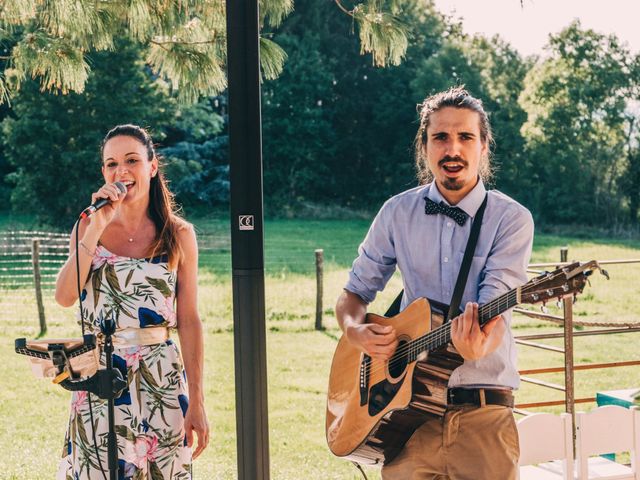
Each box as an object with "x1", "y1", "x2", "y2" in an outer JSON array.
[{"x1": 381, "y1": 405, "x2": 519, "y2": 480}]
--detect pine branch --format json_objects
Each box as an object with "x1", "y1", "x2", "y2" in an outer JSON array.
[
  {"x1": 0, "y1": 0, "x2": 411, "y2": 104},
  {"x1": 260, "y1": 0, "x2": 294, "y2": 28},
  {"x1": 0, "y1": 0, "x2": 37, "y2": 24},
  {"x1": 352, "y1": 3, "x2": 408, "y2": 67},
  {"x1": 260, "y1": 37, "x2": 287, "y2": 81},
  {"x1": 0, "y1": 74, "x2": 9, "y2": 105},
  {"x1": 330, "y1": 1, "x2": 408, "y2": 67},
  {"x1": 333, "y1": 0, "x2": 352, "y2": 16},
  {"x1": 150, "y1": 39, "x2": 217, "y2": 46},
  {"x1": 147, "y1": 19, "x2": 227, "y2": 102},
  {"x1": 146, "y1": 44, "x2": 227, "y2": 102},
  {"x1": 11, "y1": 33, "x2": 89, "y2": 94}
]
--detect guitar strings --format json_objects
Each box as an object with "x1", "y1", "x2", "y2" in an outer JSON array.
[
  {"x1": 366, "y1": 290, "x2": 519, "y2": 377},
  {"x1": 366, "y1": 269, "x2": 571, "y2": 378},
  {"x1": 364, "y1": 269, "x2": 571, "y2": 378},
  {"x1": 366, "y1": 289, "x2": 518, "y2": 377},
  {"x1": 394, "y1": 291, "x2": 516, "y2": 365}
]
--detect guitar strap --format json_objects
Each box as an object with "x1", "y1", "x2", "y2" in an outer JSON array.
[
  {"x1": 384, "y1": 193, "x2": 488, "y2": 321},
  {"x1": 445, "y1": 194, "x2": 488, "y2": 322}
]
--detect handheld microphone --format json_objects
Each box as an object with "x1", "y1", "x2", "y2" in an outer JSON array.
[{"x1": 80, "y1": 182, "x2": 127, "y2": 219}]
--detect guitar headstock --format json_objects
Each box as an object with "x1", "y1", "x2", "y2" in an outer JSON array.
[{"x1": 520, "y1": 260, "x2": 609, "y2": 306}]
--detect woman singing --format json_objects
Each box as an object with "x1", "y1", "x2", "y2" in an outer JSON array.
[{"x1": 55, "y1": 124, "x2": 209, "y2": 479}]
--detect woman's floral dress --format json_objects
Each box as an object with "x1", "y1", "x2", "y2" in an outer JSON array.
[{"x1": 57, "y1": 245, "x2": 192, "y2": 480}]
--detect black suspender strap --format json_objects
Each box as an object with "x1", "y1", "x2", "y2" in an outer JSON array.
[
  {"x1": 384, "y1": 289, "x2": 403, "y2": 317},
  {"x1": 384, "y1": 194, "x2": 488, "y2": 320},
  {"x1": 445, "y1": 194, "x2": 488, "y2": 322}
]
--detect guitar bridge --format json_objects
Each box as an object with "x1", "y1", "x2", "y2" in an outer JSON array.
[{"x1": 360, "y1": 354, "x2": 371, "y2": 406}]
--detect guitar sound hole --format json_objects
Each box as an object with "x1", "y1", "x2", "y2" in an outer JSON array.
[{"x1": 388, "y1": 340, "x2": 408, "y2": 380}]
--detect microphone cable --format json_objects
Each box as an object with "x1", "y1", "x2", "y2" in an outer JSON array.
[{"x1": 74, "y1": 218, "x2": 109, "y2": 480}]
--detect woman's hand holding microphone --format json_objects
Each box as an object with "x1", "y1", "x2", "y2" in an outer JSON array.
[{"x1": 85, "y1": 182, "x2": 127, "y2": 233}]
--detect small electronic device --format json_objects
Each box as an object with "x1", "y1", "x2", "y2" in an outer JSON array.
[{"x1": 15, "y1": 335, "x2": 99, "y2": 383}]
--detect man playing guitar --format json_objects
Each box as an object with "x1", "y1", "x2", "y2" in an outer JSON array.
[{"x1": 336, "y1": 86, "x2": 534, "y2": 479}]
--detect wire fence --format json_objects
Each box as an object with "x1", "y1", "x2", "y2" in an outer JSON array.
[
  {"x1": 0, "y1": 229, "x2": 343, "y2": 287},
  {"x1": 0, "y1": 229, "x2": 349, "y2": 334},
  {"x1": 4, "y1": 229, "x2": 640, "y2": 337}
]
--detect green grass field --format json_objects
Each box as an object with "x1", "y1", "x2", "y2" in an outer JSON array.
[{"x1": 1, "y1": 217, "x2": 640, "y2": 479}]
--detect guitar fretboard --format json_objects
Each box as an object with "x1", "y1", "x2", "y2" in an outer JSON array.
[{"x1": 406, "y1": 288, "x2": 520, "y2": 362}]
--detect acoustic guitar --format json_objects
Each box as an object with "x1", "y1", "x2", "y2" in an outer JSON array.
[{"x1": 326, "y1": 261, "x2": 605, "y2": 465}]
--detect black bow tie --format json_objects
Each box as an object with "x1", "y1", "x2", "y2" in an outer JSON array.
[{"x1": 424, "y1": 197, "x2": 468, "y2": 226}]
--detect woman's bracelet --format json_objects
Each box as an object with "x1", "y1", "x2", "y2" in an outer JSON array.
[{"x1": 78, "y1": 240, "x2": 96, "y2": 257}]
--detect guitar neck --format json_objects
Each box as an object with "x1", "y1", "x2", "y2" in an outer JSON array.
[{"x1": 408, "y1": 287, "x2": 521, "y2": 361}]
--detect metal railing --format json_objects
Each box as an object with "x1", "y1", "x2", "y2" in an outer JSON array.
[{"x1": 514, "y1": 248, "x2": 640, "y2": 421}]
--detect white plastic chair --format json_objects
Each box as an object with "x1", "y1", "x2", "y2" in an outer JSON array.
[
  {"x1": 575, "y1": 405, "x2": 640, "y2": 480},
  {"x1": 517, "y1": 412, "x2": 574, "y2": 479}
]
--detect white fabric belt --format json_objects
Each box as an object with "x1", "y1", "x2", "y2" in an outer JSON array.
[{"x1": 105, "y1": 327, "x2": 170, "y2": 348}]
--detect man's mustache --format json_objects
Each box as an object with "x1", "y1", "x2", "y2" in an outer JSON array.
[{"x1": 438, "y1": 156, "x2": 468, "y2": 167}]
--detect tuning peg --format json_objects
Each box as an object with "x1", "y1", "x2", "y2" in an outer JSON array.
[
  {"x1": 573, "y1": 293, "x2": 578, "y2": 304},
  {"x1": 601, "y1": 268, "x2": 610, "y2": 280},
  {"x1": 556, "y1": 299, "x2": 563, "y2": 309},
  {"x1": 541, "y1": 302, "x2": 548, "y2": 314}
]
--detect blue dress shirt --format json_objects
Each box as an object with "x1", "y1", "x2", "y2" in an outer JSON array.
[{"x1": 345, "y1": 180, "x2": 534, "y2": 389}]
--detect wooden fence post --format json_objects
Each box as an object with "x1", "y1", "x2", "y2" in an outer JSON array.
[
  {"x1": 560, "y1": 245, "x2": 575, "y2": 452},
  {"x1": 315, "y1": 249, "x2": 324, "y2": 330},
  {"x1": 31, "y1": 239, "x2": 47, "y2": 335}
]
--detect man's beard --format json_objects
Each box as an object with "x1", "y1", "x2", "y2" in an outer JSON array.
[
  {"x1": 441, "y1": 177, "x2": 465, "y2": 191},
  {"x1": 438, "y1": 155, "x2": 468, "y2": 191}
]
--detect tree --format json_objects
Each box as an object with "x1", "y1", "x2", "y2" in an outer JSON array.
[
  {"x1": 0, "y1": 33, "x2": 17, "y2": 205},
  {"x1": 620, "y1": 114, "x2": 640, "y2": 223},
  {"x1": 2, "y1": 40, "x2": 174, "y2": 226},
  {"x1": 0, "y1": 0, "x2": 410, "y2": 104},
  {"x1": 0, "y1": 0, "x2": 417, "y2": 222},
  {"x1": 459, "y1": 35, "x2": 531, "y2": 201},
  {"x1": 261, "y1": 27, "x2": 338, "y2": 209},
  {"x1": 519, "y1": 21, "x2": 640, "y2": 224},
  {"x1": 161, "y1": 97, "x2": 230, "y2": 211},
  {"x1": 262, "y1": 0, "x2": 534, "y2": 211},
  {"x1": 262, "y1": 0, "x2": 454, "y2": 210}
]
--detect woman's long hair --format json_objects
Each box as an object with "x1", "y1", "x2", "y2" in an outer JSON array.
[{"x1": 101, "y1": 124, "x2": 186, "y2": 269}]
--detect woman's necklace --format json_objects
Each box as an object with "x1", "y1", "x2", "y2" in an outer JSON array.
[{"x1": 122, "y1": 219, "x2": 145, "y2": 243}]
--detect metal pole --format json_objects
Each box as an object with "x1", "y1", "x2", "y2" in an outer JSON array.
[
  {"x1": 226, "y1": 1, "x2": 270, "y2": 479},
  {"x1": 104, "y1": 331, "x2": 118, "y2": 480}
]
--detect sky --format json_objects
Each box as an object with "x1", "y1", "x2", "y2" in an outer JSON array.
[{"x1": 432, "y1": 0, "x2": 640, "y2": 56}]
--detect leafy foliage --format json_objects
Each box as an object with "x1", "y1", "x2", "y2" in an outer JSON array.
[
  {"x1": 0, "y1": 2, "x2": 638, "y2": 229},
  {"x1": 0, "y1": 1, "x2": 277, "y2": 102},
  {"x1": 161, "y1": 98, "x2": 230, "y2": 210},
  {"x1": 458, "y1": 35, "x2": 531, "y2": 198},
  {"x1": 335, "y1": 0, "x2": 410, "y2": 66},
  {"x1": 1, "y1": 40, "x2": 174, "y2": 226},
  {"x1": 0, "y1": 0, "x2": 409, "y2": 103},
  {"x1": 262, "y1": 0, "x2": 534, "y2": 212},
  {"x1": 519, "y1": 21, "x2": 640, "y2": 224}
]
